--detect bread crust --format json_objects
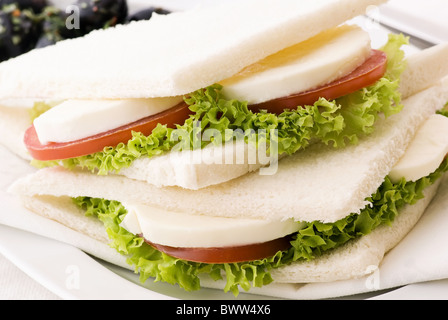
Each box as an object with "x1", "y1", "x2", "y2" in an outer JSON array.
[{"x1": 0, "y1": 0, "x2": 386, "y2": 100}]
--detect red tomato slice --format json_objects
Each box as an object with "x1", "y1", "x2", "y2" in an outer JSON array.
[
  {"x1": 145, "y1": 235, "x2": 293, "y2": 264},
  {"x1": 24, "y1": 101, "x2": 192, "y2": 161},
  {"x1": 248, "y1": 49, "x2": 388, "y2": 113}
]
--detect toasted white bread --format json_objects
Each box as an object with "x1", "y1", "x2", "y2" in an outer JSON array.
[{"x1": 0, "y1": 0, "x2": 386, "y2": 100}]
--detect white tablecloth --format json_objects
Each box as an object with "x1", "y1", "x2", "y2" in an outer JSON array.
[{"x1": 0, "y1": 253, "x2": 59, "y2": 300}]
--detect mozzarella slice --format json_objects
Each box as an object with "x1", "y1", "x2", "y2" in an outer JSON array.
[
  {"x1": 120, "y1": 204, "x2": 303, "y2": 248},
  {"x1": 33, "y1": 96, "x2": 183, "y2": 145},
  {"x1": 389, "y1": 114, "x2": 448, "y2": 183},
  {"x1": 219, "y1": 24, "x2": 371, "y2": 105}
]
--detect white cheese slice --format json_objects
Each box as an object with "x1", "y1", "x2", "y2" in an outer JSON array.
[
  {"x1": 120, "y1": 204, "x2": 303, "y2": 248},
  {"x1": 33, "y1": 96, "x2": 183, "y2": 144},
  {"x1": 219, "y1": 24, "x2": 372, "y2": 105},
  {"x1": 389, "y1": 114, "x2": 448, "y2": 183}
]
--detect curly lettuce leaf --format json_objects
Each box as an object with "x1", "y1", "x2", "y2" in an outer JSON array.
[
  {"x1": 73, "y1": 157, "x2": 447, "y2": 296},
  {"x1": 290, "y1": 159, "x2": 448, "y2": 262},
  {"x1": 34, "y1": 34, "x2": 408, "y2": 174},
  {"x1": 28, "y1": 101, "x2": 57, "y2": 123},
  {"x1": 436, "y1": 101, "x2": 448, "y2": 117}
]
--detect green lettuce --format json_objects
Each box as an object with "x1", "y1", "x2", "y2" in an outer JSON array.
[
  {"x1": 73, "y1": 158, "x2": 448, "y2": 296},
  {"x1": 436, "y1": 101, "x2": 448, "y2": 117},
  {"x1": 28, "y1": 101, "x2": 54, "y2": 123},
  {"x1": 33, "y1": 34, "x2": 408, "y2": 173}
]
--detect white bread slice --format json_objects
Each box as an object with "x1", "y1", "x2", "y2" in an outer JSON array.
[
  {"x1": 442, "y1": 75, "x2": 448, "y2": 102},
  {"x1": 0, "y1": 0, "x2": 386, "y2": 100},
  {"x1": 8, "y1": 83, "x2": 447, "y2": 224},
  {"x1": 19, "y1": 195, "x2": 109, "y2": 244},
  {"x1": 399, "y1": 42, "x2": 448, "y2": 99},
  {"x1": 0, "y1": 106, "x2": 32, "y2": 161},
  {"x1": 119, "y1": 140, "x2": 266, "y2": 190}
]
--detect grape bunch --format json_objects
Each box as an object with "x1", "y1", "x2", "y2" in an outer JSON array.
[{"x1": 0, "y1": 0, "x2": 170, "y2": 62}]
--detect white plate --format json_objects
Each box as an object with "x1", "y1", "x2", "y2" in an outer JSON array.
[
  {"x1": 0, "y1": 224, "x2": 263, "y2": 300},
  {"x1": 3, "y1": 220, "x2": 448, "y2": 300}
]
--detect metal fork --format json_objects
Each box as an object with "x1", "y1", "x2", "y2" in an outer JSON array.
[
  {"x1": 363, "y1": 15, "x2": 438, "y2": 49},
  {"x1": 379, "y1": 21, "x2": 437, "y2": 49}
]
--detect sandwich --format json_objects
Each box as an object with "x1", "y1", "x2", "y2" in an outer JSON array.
[
  {"x1": 2, "y1": 0, "x2": 448, "y2": 298},
  {"x1": 2, "y1": 0, "x2": 448, "y2": 191},
  {"x1": 7, "y1": 82, "x2": 448, "y2": 298}
]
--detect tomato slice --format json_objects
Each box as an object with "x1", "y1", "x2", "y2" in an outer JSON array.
[
  {"x1": 248, "y1": 49, "x2": 388, "y2": 113},
  {"x1": 24, "y1": 101, "x2": 192, "y2": 161},
  {"x1": 144, "y1": 234, "x2": 293, "y2": 264}
]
